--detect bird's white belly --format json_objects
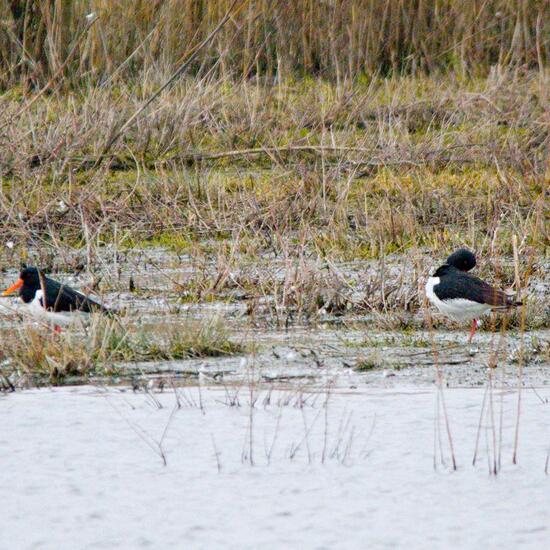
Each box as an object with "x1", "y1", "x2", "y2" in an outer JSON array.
[
  {"x1": 27, "y1": 290, "x2": 79, "y2": 326},
  {"x1": 425, "y1": 277, "x2": 491, "y2": 321}
]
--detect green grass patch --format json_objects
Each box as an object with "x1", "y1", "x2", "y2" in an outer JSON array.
[{"x1": 0, "y1": 316, "x2": 242, "y2": 384}]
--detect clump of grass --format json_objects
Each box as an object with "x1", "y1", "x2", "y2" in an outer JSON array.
[
  {"x1": 131, "y1": 318, "x2": 242, "y2": 360},
  {"x1": 353, "y1": 353, "x2": 383, "y2": 372},
  {"x1": 0, "y1": 315, "x2": 242, "y2": 384},
  {"x1": 354, "y1": 333, "x2": 432, "y2": 348}
]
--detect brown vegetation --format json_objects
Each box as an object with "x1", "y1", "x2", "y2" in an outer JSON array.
[
  {"x1": 0, "y1": 1, "x2": 548, "y2": 346},
  {"x1": 0, "y1": 1, "x2": 548, "y2": 88}
]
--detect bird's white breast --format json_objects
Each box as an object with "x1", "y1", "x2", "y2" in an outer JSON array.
[{"x1": 425, "y1": 277, "x2": 441, "y2": 307}]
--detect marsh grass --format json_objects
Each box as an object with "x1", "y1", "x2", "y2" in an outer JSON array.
[
  {"x1": 353, "y1": 355, "x2": 382, "y2": 372},
  {"x1": 0, "y1": 13, "x2": 547, "y2": 333},
  {"x1": 0, "y1": 72, "x2": 546, "y2": 264},
  {"x1": 0, "y1": 315, "x2": 242, "y2": 384}
]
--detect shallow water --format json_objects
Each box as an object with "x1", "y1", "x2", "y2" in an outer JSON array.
[{"x1": 1, "y1": 384, "x2": 549, "y2": 549}]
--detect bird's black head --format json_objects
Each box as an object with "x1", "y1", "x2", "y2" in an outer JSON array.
[
  {"x1": 445, "y1": 248, "x2": 476, "y2": 272},
  {"x1": 19, "y1": 266, "x2": 42, "y2": 289},
  {"x1": 2, "y1": 266, "x2": 44, "y2": 302}
]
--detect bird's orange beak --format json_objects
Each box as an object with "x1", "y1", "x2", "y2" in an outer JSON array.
[{"x1": 2, "y1": 278, "x2": 23, "y2": 296}]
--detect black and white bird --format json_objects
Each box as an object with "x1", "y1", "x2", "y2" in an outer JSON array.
[
  {"x1": 425, "y1": 249, "x2": 522, "y2": 342},
  {"x1": 2, "y1": 266, "x2": 109, "y2": 330}
]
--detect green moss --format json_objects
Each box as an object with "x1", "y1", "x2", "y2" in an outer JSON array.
[{"x1": 136, "y1": 232, "x2": 194, "y2": 252}]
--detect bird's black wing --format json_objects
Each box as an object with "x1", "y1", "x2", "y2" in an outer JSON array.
[
  {"x1": 436, "y1": 272, "x2": 520, "y2": 307},
  {"x1": 43, "y1": 277, "x2": 109, "y2": 313}
]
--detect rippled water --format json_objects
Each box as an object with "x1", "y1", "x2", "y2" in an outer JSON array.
[{"x1": 1, "y1": 384, "x2": 549, "y2": 549}]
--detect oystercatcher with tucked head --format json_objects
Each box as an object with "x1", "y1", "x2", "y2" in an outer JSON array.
[
  {"x1": 425, "y1": 249, "x2": 522, "y2": 342},
  {"x1": 2, "y1": 267, "x2": 109, "y2": 330}
]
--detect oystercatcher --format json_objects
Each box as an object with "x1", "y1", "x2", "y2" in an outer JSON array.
[
  {"x1": 2, "y1": 266, "x2": 109, "y2": 329},
  {"x1": 425, "y1": 249, "x2": 522, "y2": 342}
]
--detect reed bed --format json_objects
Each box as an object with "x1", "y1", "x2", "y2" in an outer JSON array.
[{"x1": 0, "y1": 0, "x2": 548, "y2": 89}]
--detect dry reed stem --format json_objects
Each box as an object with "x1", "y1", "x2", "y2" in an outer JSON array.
[
  {"x1": 0, "y1": 2, "x2": 547, "y2": 86},
  {"x1": 512, "y1": 234, "x2": 525, "y2": 465}
]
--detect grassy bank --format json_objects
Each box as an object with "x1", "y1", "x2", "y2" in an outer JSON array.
[{"x1": 0, "y1": 315, "x2": 242, "y2": 384}]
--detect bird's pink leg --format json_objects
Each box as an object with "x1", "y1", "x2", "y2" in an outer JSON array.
[{"x1": 467, "y1": 319, "x2": 478, "y2": 343}]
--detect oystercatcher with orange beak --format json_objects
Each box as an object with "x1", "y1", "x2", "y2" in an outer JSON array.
[
  {"x1": 2, "y1": 267, "x2": 109, "y2": 330},
  {"x1": 425, "y1": 249, "x2": 522, "y2": 342}
]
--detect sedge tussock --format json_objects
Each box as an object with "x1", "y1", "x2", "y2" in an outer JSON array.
[{"x1": 0, "y1": 315, "x2": 242, "y2": 383}]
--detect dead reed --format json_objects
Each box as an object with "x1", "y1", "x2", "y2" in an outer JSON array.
[{"x1": 1, "y1": 1, "x2": 547, "y2": 89}]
